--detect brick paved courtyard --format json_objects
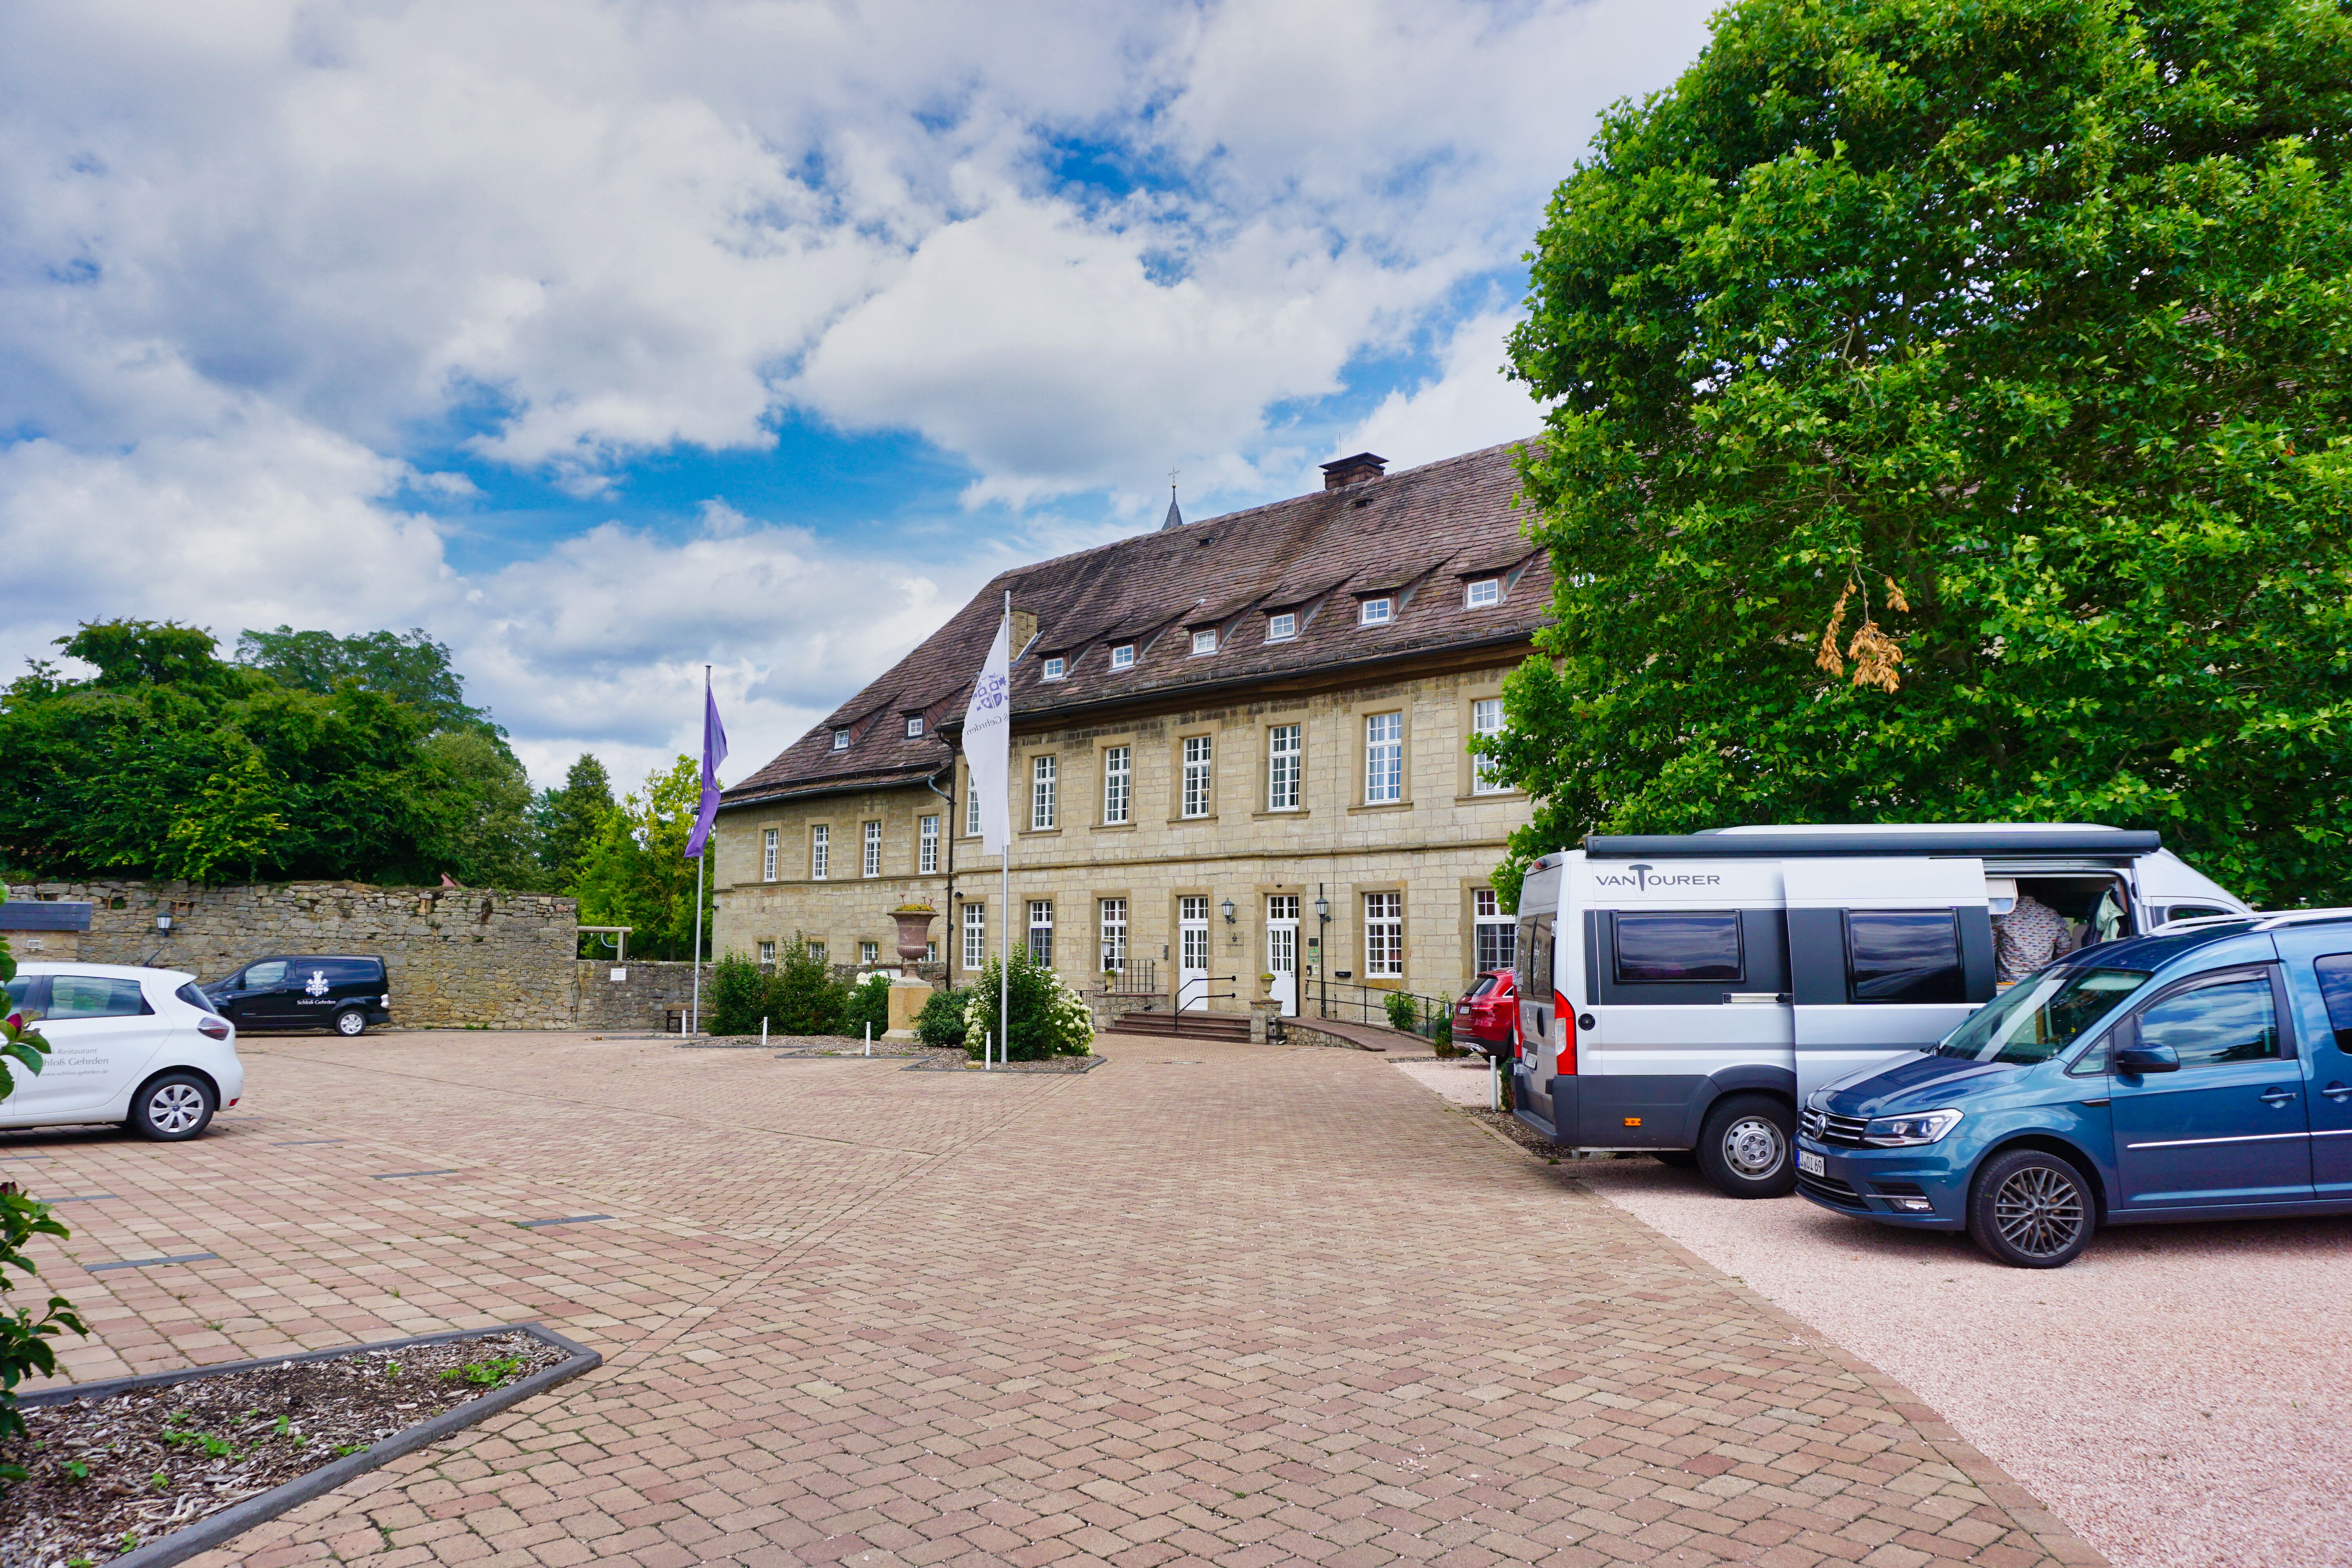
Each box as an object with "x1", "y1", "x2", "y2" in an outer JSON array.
[{"x1": 16, "y1": 1032, "x2": 2102, "y2": 1568}]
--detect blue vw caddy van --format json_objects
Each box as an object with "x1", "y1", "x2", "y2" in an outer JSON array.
[{"x1": 1796, "y1": 910, "x2": 2352, "y2": 1266}]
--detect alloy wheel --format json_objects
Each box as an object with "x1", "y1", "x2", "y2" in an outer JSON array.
[
  {"x1": 1722, "y1": 1114, "x2": 1786, "y2": 1179},
  {"x1": 149, "y1": 1083, "x2": 207, "y2": 1135},
  {"x1": 337, "y1": 1010, "x2": 366, "y2": 1036},
  {"x1": 1992, "y1": 1165, "x2": 2085, "y2": 1259}
]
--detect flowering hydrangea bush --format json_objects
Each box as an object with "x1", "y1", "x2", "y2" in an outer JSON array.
[{"x1": 960, "y1": 949, "x2": 1093, "y2": 1060}]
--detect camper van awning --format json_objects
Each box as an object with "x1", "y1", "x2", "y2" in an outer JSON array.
[{"x1": 1584, "y1": 830, "x2": 2162, "y2": 860}]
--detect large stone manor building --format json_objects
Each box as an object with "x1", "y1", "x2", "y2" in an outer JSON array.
[{"x1": 710, "y1": 441, "x2": 1546, "y2": 1016}]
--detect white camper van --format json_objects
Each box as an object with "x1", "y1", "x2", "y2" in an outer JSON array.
[{"x1": 1510, "y1": 825, "x2": 2249, "y2": 1198}]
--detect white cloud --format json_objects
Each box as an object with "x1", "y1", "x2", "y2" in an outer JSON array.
[
  {"x1": 1335, "y1": 309, "x2": 1546, "y2": 477},
  {"x1": 0, "y1": 415, "x2": 994, "y2": 788},
  {"x1": 0, "y1": 0, "x2": 1715, "y2": 772}
]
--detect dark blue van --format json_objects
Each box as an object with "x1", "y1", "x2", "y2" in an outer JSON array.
[{"x1": 1795, "y1": 912, "x2": 2352, "y2": 1266}]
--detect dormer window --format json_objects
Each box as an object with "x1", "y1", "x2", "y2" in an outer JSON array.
[
  {"x1": 904, "y1": 715, "x2": 925, "y2": 738},
  {"x1": 1267, "y1": 612, "x2": 1296, "y2": 642},
  {"x1": 1042, "y1": 655, "x2": 1066, "y2": 681},
  {"x1": 1359, "y1": 597, "x2": 1393, "y2": 626},
  {"x1": 1110, "y1": 643, "x2": 1136, "y2": 670},
  {"x1": 1191, "y1": 629, "x2": 1218, "y2": 656},
  {"x1": 831, "y1": 728, "x2": 851, "y2": 750},
  {"x1": 1465, "y1": 577, "x2": 1500, "y2": 608}
]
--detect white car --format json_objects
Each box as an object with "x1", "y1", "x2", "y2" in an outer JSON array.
[{"x1": 1, "y1": 964, "x2": 244, "y2": 1140}]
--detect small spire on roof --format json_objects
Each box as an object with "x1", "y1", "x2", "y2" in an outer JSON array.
[{"x1": 1161, "y1": 468, "x2": 1184, "y2": 530}]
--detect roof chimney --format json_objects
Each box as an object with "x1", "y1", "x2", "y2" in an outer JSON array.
[{"x1": 1319, "y1": 452, "x2": 1387, "y2": 490}]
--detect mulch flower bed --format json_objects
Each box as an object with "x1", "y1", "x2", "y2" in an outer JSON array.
[{"x1": 1, "y1": 1330, "x2": 562, "y2": 1567}]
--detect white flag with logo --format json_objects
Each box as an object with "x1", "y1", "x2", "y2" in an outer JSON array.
[{"x1": 961, "y1": 608, "x2": 1013, "y2": 854}]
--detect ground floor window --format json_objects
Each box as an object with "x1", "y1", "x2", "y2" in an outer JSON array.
[
  {"x1": 1474, "y1": 889, "x2": 1515, "y2": 975},
  {"x1": 806, "y1": 939, "x2": 827, "y2": 964},
  {"x1": 859, "y1": 940, "x2": 879, "y2": 965},
  {"x1": 1364, "y1": 892, "x2": 1402, "y2": 978},
  {"x1": 1028, "y1": 900, "x2": 1054, "y2": 965},
  {"x1": 925, "y1": 939, "x2": 938, "y2": 965},
  {"x1": 962, "y1": 903, "x2": 985, "y2": 970},
  {"x1": 1100, "y1": 899, "x2": 1127, "y2": 974},
  {"x1": 758, "y1": 940, "x2": 775, "y2": 966}
]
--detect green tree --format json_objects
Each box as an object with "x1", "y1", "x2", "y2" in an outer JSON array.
[
  {"x1": 0, "y1": 620, "x2": 541, "y2": 886},
  {"x1": 1492, "y1": 0, "x2": 2352, "y2": 910},
  {"x1": 418, "y1": 730, "x2": 543, "y2": 889},
  {"x1": 236, "y1": 626, "x2": 499, "y2": 735},
  {"x1": 532, "y1": 753, "x2": 614, "y2": 892},
  {"x1": 570, "y1": 756, "x2": 713, "y2": 960}
]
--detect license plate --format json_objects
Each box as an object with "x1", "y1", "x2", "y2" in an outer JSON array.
[{"x1": 1797, "y1": 1150, "x2": 1826, "y2": 1178}]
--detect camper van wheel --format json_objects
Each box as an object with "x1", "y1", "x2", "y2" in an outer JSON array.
[
  {"x1": 1696, "y1": 1094, "x2": 1796, "y2": 1199},
  {"x1": 1652, "y1": 1150, "x2": 1698, "y2": 1170}
]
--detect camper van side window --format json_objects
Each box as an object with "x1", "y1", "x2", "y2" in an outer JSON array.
[
  {"x1": 1612, "y1": 913, "x2": 1742, "y2": 984},
  {"x1": 1846, "y1": 911, "x2": 1965, "y2": 1004}
]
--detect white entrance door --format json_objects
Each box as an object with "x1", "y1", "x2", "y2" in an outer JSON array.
[
  {"x1": 1179, "y1": 896, "x2": 1210, "y2": 1011},
  {"x1": 1266, "y1": 895, "x2": 1300, "y2": 1017}
]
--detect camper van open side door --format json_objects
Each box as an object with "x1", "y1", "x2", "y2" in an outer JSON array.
[{"x1": 1781, "y1": 858, "x2": 1996, "y2": 1103}]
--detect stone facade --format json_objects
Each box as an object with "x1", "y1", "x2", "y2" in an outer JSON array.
[
  {"x1": 713, "y1": 661, "x2": 1531, "y2": 1014},
  {"x1": 7, "y1": 880, "x2": 583, "y2": 1030}
]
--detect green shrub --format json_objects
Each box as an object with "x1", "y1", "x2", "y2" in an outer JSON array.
[
  {"x1": 0, "y1": 903, "x2": 87, "y2": 1498},
  {"x1": 960, "y1": 950, "x2": 1092, "y2": 1060},
  {"x1": 704, "y1": 951, "x2": 773, "y2": 1036},
  {"x1": 916, "y1": 986, "x2": 969, "y2": 1048},
  {"x1": 771, "y1": 938, "x2": 847, "y2": 1035},
  {"x1": 841, "y1": 973, "x2": 893, "y2": 1041},
  {"x1": 1383, "y1": 991, "x2": 1418, "y2": 1033}
]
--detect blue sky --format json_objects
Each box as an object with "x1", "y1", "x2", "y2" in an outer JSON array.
[{"x1": 0, "y1": 0, "x2": 1715, "y2": 791}]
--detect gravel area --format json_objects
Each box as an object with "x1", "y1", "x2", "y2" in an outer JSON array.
[
  {"x1": 1388, "y1": 1056, "x2": 1501, "y2": 1106},
  {"x1": 677, "y1": 1034, "x2": 928, "y2": 1056},
  {"x1": 1, "y1": 1331, "x2": 562, "y2": 1567},
  {"x1": 901, "y1": 1046, "x2": 1103, "y2": 1072},
  {"x1": 1401, "y1": 1068, "x2": 2352, "y2": 1568}
]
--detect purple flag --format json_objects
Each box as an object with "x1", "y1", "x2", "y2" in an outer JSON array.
[{"x1": 684, "y1": 677, "x2": 728, "y2": 859}]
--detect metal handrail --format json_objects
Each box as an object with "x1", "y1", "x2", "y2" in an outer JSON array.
[
  {"x1": 1174, "y1": 974, "x2": 1240, "y2": 1033},
  {"x1": 1316, "y1": 981, "x2": 1455, "y2": 1039}
]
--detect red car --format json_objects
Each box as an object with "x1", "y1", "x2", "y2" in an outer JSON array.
[{"x1": 1454, "y1": 969, "x2": 1518, "y2": 1055}]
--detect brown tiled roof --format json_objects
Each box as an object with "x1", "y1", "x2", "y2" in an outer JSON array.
[{"x1": 721, "y1": 439, "x2": 1546, "y2": 808}]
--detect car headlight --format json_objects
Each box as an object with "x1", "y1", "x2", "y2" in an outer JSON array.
[{"x1": 1862, "y1": 1109, "x2": 1963, "y2": 1147}]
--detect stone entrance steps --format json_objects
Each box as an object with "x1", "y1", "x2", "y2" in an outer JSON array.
[{"x1": 1110, "y1": 1011, "x2": 1251, "y2": 1042}]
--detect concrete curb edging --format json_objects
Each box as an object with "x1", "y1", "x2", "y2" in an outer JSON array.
[{"x1": 22, "y1": 1322, "x2": 602, "y2": 1568}]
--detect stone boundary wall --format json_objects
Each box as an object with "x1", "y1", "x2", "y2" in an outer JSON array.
[
  {"x1": 573, "y1": 960, "x2": 701, "y2": 1033},
  {"x1": 8, "y1": 880, "x2": 580, "y2": 1030}
]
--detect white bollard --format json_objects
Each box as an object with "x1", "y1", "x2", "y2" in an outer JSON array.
[
  {"x1": 762, "y1": 1016, "x2": 768, "y2": 1047},
  {"x1": 865, "y1": 1021, "x2": 872, "y2": 1057},
  {"x1": 1490, "y1": 1053, "x2": 1500, "y2": 1112},
  {"x1": 985, "y1": 1030, "x2": 993, "y2": 1071}
]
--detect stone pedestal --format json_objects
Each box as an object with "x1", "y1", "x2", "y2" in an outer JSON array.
[
  {"x1": 1249, "y1": 998, "x2": 1281, "y2": 1044},
  {"x1": 883, "y1": 975, "x2": 933, "y2": 1043},
  {"x1": 882, "y1": 905, "x2": 939, "y2": 1042}
]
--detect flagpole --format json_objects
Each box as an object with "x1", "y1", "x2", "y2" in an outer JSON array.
[
  {"x1": 691, "y1": 664, "x2": 709, "y2": 1037},
  {"x1": 1000, "y1": 590, "x2": 1011, "y2": 1070}
]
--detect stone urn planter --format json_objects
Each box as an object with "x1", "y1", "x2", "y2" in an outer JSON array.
[
  {"x1": 889, "y1": 904, "x2": 938, "y2": 965},
  {"x1": 883, "y1": 904, "x2": 939, "y2": 1042}
]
